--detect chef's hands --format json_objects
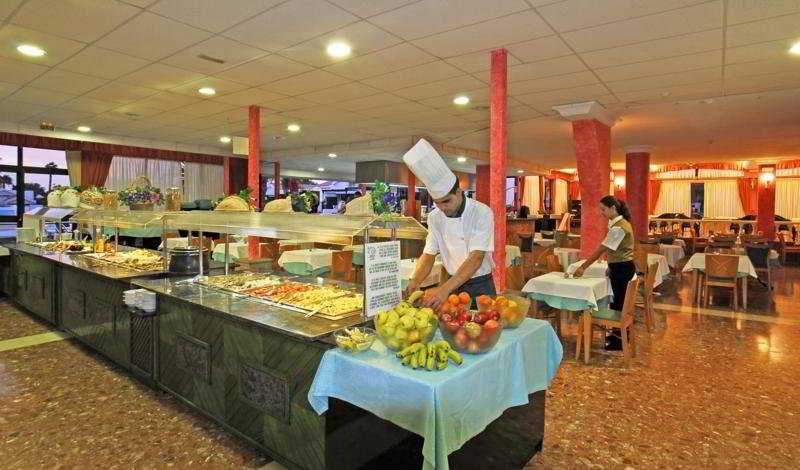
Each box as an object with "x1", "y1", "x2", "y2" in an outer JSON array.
[{"x1": 421, "y1": 286, "x2": 449, "y2": 309}]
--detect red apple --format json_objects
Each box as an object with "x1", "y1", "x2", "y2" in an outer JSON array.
[
  {"x1": 440, "y1": 313, "x2": 453, "y2": 324},
  {"x1": 446, "y1": 320, "x2": 461, "y2": 334},
  {"x1": 474, "y1": 312, "x2": 487, "y2": 324},
  {"x1": 491, "y1": 310, "x2": 500, "y2": 321},
  {"x1": 453, "y1": 329, "x2": 469, "y2": 349},
  {"x1": 457, "y1": 311, "x2": 470, "y2": 324}
]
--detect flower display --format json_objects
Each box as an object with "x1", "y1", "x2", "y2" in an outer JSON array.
[{"x1": 118, "y1": 185, "x2": 163, "y2": 206}]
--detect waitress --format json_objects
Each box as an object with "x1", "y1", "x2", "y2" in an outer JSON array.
[
  {"x1": 573, "y1": 195, "x2": 635, "y2": 350},
  {"x1": 402, "y1": 139, "x2": 495, "y2": 309}
]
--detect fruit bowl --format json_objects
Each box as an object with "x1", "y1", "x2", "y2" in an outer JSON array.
[
  {"x1": 375, "y1": 302, "x2": 438, "y2": 351},
  {"x1": 478, "y1": 294, "x2": 528, "y2": 329},
  {"x1": 439, "y1": 314, "x2": 503, "y2": 354},
  {"x1": 333, "y1": 327, "x2": 376, "y2": 353}
]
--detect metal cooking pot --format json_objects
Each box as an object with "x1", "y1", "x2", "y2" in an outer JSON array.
[{"x1": 168, "y1": 247, "x2": 210, "y2": 274}]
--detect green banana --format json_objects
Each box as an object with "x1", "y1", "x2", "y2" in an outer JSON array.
[
  {"x1": 410, "y1": 353, "x2": 419, "y2": 369},
  {"x1": 447, "y1": 350, "x2": 463, "y2": 365},
  {"x1": 417, "y1": 348, "x2": 427, "y2": 368},
  {"x1": 396, "y1": 343, "x2": 424, "y2": 358},
  {"x1": 402, "y1": 354, "x2": 412, "y2": 366},
  {"x1": 407, "y1": 290, "x2": 424, "y2": 304},
  {"x1": 437, "y1": 356, "x2": 448, "y2": 370}
]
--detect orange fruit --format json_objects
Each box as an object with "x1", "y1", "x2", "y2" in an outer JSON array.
[
  {"x1": 448, "y1": 294, "x2": 460, "y2": 306},
  {"x1": 494, "y1": 296, "x2": 508, "y2": 308},
  {"x1": 458, "y1": 292, "x2": 471, "y2": 306},
  {"x1": 439, "y1": 303, "x2": 451, "y2": 315}
]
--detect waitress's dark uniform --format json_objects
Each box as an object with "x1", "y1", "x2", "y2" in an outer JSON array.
[{"x1": 604, "y1": 216, "x2": 636, "y2": 310}]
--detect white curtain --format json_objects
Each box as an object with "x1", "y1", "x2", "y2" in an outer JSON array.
[
  {"x1": 654, "y1": 169, "x2": 696, "y2": 180},
  {"x1": 777, "y1": 168, "x2": 800, "y2": 177},
  {"x1": 522, "y1": 176, "x2": 539, "y2": 214},
  {"x1": 147, "y1": 159, "x2": 182, "y2": 192},
  {"x1": 553, "y1": 179, "x2": 568, "y2": 215},
  {"x1": 698, "y1": 169, "x2": 743, "y2": 178},
  {"x1": 703, "y1": 180, "x2": 744, "y2": 218},
  {"x1": 654, "y1": 180, "x2": 690, "y2": 215},
  {"x1": 776, "y1": 178, "x2": 800, "y2": 218},
  {"x1": 66, "y1": 151, "x2": 81, "y2": 187},
  {"x1": 184, "y1": 162, "x2": 224, "y2": 202},
  {"x1": 105, "y1": 156, "x2": 147, "y2": 191}
]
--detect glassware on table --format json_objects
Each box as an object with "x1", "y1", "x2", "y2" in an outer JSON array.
[{"x1": 166, "y1": 187, "x2": 183, "y2": 212}]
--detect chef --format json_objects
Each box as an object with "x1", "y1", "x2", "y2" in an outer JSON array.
[{"x1": 403, "y1": 139, "x2": 495, "y2": 309}]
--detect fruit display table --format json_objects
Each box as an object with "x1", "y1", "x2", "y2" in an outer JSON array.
[{"x1": 309, "y1": 319, "x2": 562, "y2": 470}]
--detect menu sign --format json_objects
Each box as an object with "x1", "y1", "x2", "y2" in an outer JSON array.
[{"x1": 364, "y1": 240, "x2": 402, "y2": 319}]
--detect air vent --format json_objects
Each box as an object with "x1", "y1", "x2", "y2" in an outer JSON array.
[
  {"x1": 197, "y1": 54, "x2": 225, "y2": 64},
  {"x1": 39, "y1": 121, "x2": 55, "y2": 131}
]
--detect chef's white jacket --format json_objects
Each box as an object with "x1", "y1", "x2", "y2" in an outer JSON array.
[{"x1": 423, "y1": 197, "x2": 494, "y2": 278}]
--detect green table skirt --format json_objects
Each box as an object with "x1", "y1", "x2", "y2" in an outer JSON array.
[
  {"x1": 281, "y1": 262, "x2": 330, "y2": 276},
  {"x1": 524, "y1": 292, "x2": 612, "y2": 312}
]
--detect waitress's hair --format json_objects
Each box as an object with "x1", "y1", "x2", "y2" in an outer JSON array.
[{"x1": 600, "y1": 195, "x2": 631, "y2": 221}]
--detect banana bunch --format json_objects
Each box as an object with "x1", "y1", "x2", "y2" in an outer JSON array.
[
  {"x1": 395, "y1": 340, "x2": 463, "y2": 371},
  {"x1": 374, "y1": 291, "x2": 436, "y2": 350}
]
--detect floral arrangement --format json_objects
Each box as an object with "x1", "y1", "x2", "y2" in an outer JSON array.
[
  {"x1": 370, "y1": 180, "x2": 397, "y2": 216},
  {"x1": 291, "y1": 191, "x2": 319, "y2": 213},
  {"x1": 118, "y1": 185, "x2": 163, "y2": 206}
]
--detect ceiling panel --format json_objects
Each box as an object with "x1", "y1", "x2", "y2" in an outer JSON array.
[
  {"x1": 419, "y1": 88, "x2": 488, "y2": 109},
  {"x1": 279, "y1": 21, "x2": 402, "y2": 67},
  {"x1": 726, "y1": 0, "x2": 800, "y2": 25},
  {"x1": 615, "y1": 80, "x2": 723, "y2": 104},
  {"x1": 514, "y1": 83, "x2": 612, "y2": 108},
  {"x1": 595, "y1": 50, "x2": 722, "y2": 82},
  {"x1": 725, "y1": 12, "x2": 800, "y2": 47},
  {"x1": 117, "y1": 63, "x2": 205, "y2": 90},
  {"x1": 58, "y1": 96, "x2": 119, "y2": 114},
  {"x1": 56, "y1": 46, "x2": 149, "y2": 80},
  {"x1": 724, "y1": 71, "x2": 800, "y2": 95},
  {"x1": 0, "y1": 100, "x2": 50, "y2": 121},
  {"x1": 412, "y1": 11, "x2": 553, "y2": 58},
  {"x1": 537, "y1": 0, "x2": 706, "y2": 32},
  {"x1": 605, "y1": 67, "x2": 721, "y2": 93},
  {"x1": 83, "y1": 82, "x2": 160, "y2": 103},
  {"x1": 34, "y1": 107, "x2": 94, "y2": 124},
  {"x1": 0, "y1": 24, "x2": 86, "y2": 66},
  {"x1": 109, "y1": 102, "x2": 167, "y2": 118},
  {"x1": 443, "y1": 49, "x2": 523, "y2": 73},
  {"x1": 169, "y1": 76, "x2": 251, "y2": 97},
  {"x1": 0, "y1": 1, "x2": 24, "y2": 22},
  {"x1": 95, "y1": 12, "x2": 211, "y2": 60},
  {"x1": 27, "y1": 69, "x2": 109, "y2": 94},
  {"x1": 361, "y1": 60, "x2": 464, "y2": 91},
  {"x1": 214, "y1": 87, "x2": 288, "y2": 106},
  {"x1": 358, "y1": 101, "x2": 434, "y2": 119},
  {"x1": 260, "y1": 96, "x2": 319, "y2": 112},
  {"x1": 336, "y1": 93, "x2": 410, "y2": 111},
  {"x1": 579, "y1": 29, "x2": 722, "y2": 69},
  {"x1": 300, "y1": 82, "x2": 382, "y2": 104},
  {"x1": 392, "y1": 75, "x2": 485, "y2": 100},
  {"x1": 507, "y1": 55, "x2": 587, "y2": 82},
  {"x1": 224, "y1": 0, "x2": 358, "y2": 51},
  {"x1": 214, "y1": 54, "x2": 313, "y2": 86},
  {"x1": 261, "y1": 70, "x2": 351, "y2": 96},
  {"x1": 327, "y1": 0, "x2": 416, "y2": 17},
  {"x1": 160, "y1": 36, "x2": 268, "y2": 74},
  {"x1": 0, "y1": 56, "x2": 48, "y2": 84},
  {"x1": 369, "y1": 0, "x2": 530, "y2": 40},
  {"x1": 0, "y1": 81, "x2": 20, "y2": 99},
  {"x1": 724, "y1": 58, "x2": 800, "y2": 78},
  {"x1": 133, "y1": 92, "x2": 203, "y2": 111},
  {"x1": 12, "y1": 0, "x2": 139, "y2": 43},
  {"x1": 144, "y1": 111, "x2": 201, "y2": 126},
  {"x1": 323, "y1": 43, "x2": 436, "y2": 79},
  {"x1": 726, "y1": 39, "x2": 798, "y2": 64},
  {"x1": 509, "y1": 71, "x2": 599, "y2": 96},
  {"x1": 560, "y1": 1, "x2": 722, "y2": 52},
  {"x1": 8, "y1": 86, "x2": 76, "y2": 106},
  {"x1": 150, "y1": 0, "x2": 285, "y2": 33},
  {"x1": 505, "y1": 35, "x2": 573, "y2": 63}
]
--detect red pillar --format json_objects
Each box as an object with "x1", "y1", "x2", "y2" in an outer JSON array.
[
  {"x1": 273, "y1": 162, "x2": 281, "y2": 197},
  {"x1": 223, "y1": 157, "x2": 231, "y2": 195},
  {"x1": 625, "y1": 147, "x2": 651, "y2": 241},
  {"x1": 757, "y1": 166, "x2": 776, "y2": 239},
  {"x1": 405, "y1": 168, "x2": 417, "y2": 219},
  {"x1": 489, "y1": 48, "x2": 508, "y2": 292},
  {"x1": 573, "y1": 119, "x2": 611, "y2": 259},
  {"x1": 475, "y1": 165, "x2": 490, "y2": 205},
  {"x1": 248, "y1": 105, "x2": 261, "y2": 259}
]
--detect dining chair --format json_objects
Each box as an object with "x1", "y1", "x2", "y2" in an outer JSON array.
[
  {"x1": 641, "y1": 243, "x2": 660, "y2": 255},
  {"x1": 554, "y1": 230, "x2": 568, "y2": 248},
  {"x1": 745, "y1": 244, "x2": 773, "y2": 291},
  {"x1": 545, "y1": 254, "x2": 563, "y2": 273},
  {"x1": 703, "y1": 254, "x2": 739, "y2": 310},
  {"x1": 577, "y1": 277, "x2": 641, "y2": 366},
  {"x1": 635, "y1": 262, "x2": 659, "y2": 332},
  {"x1": 518, "y1": 233, "x2": 533, "y2": 253},
  {"x1": 633, "y1": 249, "x2": 648, "y2": 275},
  {"x1": 780, "y1": 233, "x2": 800, "y2": 264},
  {"x1": 330, "y1": 250, "x2": 354, "y2": 282},
  {"x1": 528, "y1": 246, "x2": 554, "y2": 277},
  {"x1": 507, "y1": 263, "x2": 524, "y2": 290},
  {"x1": 566, "y1": 236, "x2": 580, "y2": 249}
]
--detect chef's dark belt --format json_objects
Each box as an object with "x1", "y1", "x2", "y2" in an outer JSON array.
[{"x1": 458, "y1": 273, "x2": 496, "y2": 309}]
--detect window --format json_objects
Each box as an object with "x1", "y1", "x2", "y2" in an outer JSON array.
[
  {"x1": 23, "y1": 147, "x2": 68, "y2": 169},
  {"x1": 691, "y1": 183, "x2": 704, "y2": 218}
]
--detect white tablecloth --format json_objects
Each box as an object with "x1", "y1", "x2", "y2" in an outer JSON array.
[
  {"x1": 157, "y1": 237, "x2": 190, "y2": 250},
  {"x1": 733, "y1": 246, "x2": 779, "y2": 260},
  {"x1": 659, "y1": 244, "x2": 685, "y2": 267},
  {"x1": 553, "y1": 247, "x2": 580, "y2": 270},
  {"x1": 522, "y1": 272, "x2": 611, "y2": 311},
  {"x1": 506, "y1": 245, "x2": 521, "y2": 267},
  {"x1": 682, "y1": 253, "x2": 757, "y2": 278},
  {"x1": 278, "y1": 249, "x2": 334, "y2": 271},
  {"x1": 278, "y1": 239, "x2": 315, "y2": 249},
  {"x1": 399, "y1": 258, "x2": 442, "y2": 288},
  {"x1": 673, "y1": 239, "x2": 686, "y2": 250},
  {"x1": 566, "y1": 253, "x2": 669, "y2": 287},
  {"x1": 211, "y1": 242, "x2": 249, "y2": 261}
]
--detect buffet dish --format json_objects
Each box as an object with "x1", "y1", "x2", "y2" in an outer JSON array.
[
  {"x1": 30, "y1": 240, "x2": 93, "y2": 253},
  {"x1": 198, "y1": 272, "x2": 283, "y2": 292},
  {"x1": 82, "y1": 249, "x2": 164, "y2": 272}
]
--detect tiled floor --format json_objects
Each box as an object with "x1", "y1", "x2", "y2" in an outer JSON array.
[{"x1": 1, "y1": 263, "x2": 799, "y2": 469}]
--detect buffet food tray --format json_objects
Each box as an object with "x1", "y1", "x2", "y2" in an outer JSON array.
[{"x1": 80, "y1": 249, "x2": 166, "y2": 273}]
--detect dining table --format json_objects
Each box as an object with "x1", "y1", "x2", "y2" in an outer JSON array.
[
  {"x1": 659, "y1": 244, "x2": 685, "y2": 268},
  {"x1": 681, "y1": 252, "x2": 758, "y2": 309},
  {"x1": 566, "y1": 253, "x2": 670, "y2": 287},
  {"x1": 553, "y1": 247, "x2": 580, "y2": 270}
]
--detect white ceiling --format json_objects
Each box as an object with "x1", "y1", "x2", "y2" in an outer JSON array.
[{"x1": 0, "y1": 0, "x2": 799, "y2": 176}]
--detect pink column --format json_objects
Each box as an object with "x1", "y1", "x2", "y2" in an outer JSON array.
[
  {"x1": 625, "y1": 146, "x2": 652, "y2": 241},
  {"x1": 405, "y1": 168, "x2": 417, "y2": 219},
  {"x1": 248, "y1": 105, "x2": 261, "y2": 259},
  {"x1": 573, "y1": 119, "x2": 611, "y2": 259},
  {"x1": 757, "y1": 165, "x2": 776, "y2": 239},
  {"x1": 489, "y1": 48, "x2": 508, "y2": 292},
  {"x1": 475, "y1": 165, "x2": 490, "y2": 205},
  {"x1": 273, "y1": 162, "x2": 281, "y2": 197}
]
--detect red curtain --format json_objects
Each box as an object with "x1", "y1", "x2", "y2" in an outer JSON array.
[
  {"x1": 0, "y1": 132, "x2": 81, "y2": 151},
  {"x1": 569, "y1": 181, "x2": 580, "y2": 200},
  {"x1": 80, "y1": 151, "x2": 113, "y2": 189},
  {"x1": 648, "y1": 179, "x2": 661, "y2": 214},
  {"x1": 516, "y1": 176, "x2": 525, "y2": 211},
  {"x1": 737, "y1": 177, "x2": 757, "y2": 214}
]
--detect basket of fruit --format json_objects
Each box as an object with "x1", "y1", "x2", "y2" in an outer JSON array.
[
  {"x1": 478, "y1": 294, "x2": 528, "y2": 329},
  {"x1": 437, "y1": 292, "x2": 503, "y2": 354},
  {"x1": 374, "y1": 291, "x2": 438, "y2": 350}
]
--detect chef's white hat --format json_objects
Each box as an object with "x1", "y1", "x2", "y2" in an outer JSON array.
[{"x1": 402, "y1": 138, "x2": 457, "y2": 199}]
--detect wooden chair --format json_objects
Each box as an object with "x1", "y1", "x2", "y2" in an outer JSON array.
[
  {"x1": 329, "y1": 250, "x2": 354, "y2": 282},
  {"x1": 545, "y1": 254, "x2": 562, "y2": 273},
  {"x1": 554, "y1": 230, "x2": 568, "y2": 248},
  {"x1": 528, "y1": 246, "x2": 554, "y2": 277},
  {"x1": 703, "y1": 254, "x2": 739, "y2": 310},
  {"x1": 577, "y1": 277, "x2": 640, "y2": 365},
  {"x1": 507, "y1": 263, "x2": 524, "y2": 290},
  {"x1": 259, "y1": 240, "x2": 279, "y2": 260},
  {"x1": 189, "y1": 236, "x2": 213, "y2": 250},
  {"x1": 633, "y1": 249, "x2": 648, "y2": 275},
  {"x1": 278, "y1": 243, "x2": 299, "y2": 256},
  {"x1": 745, "y1": 244, "x2": 773, "y2": 291},
  {"x1": 641, "y1": 243, "x2": 660, "y2": 255},
  {"x1": 518, "y1": 233, "x2": 533, "y2": 254},
  {"x1": 566, "y1": 236, "x2": 580, "y2": 249},
  {"x1": 781, "y1": 234, "x2": 800, "y2": 264},
  {"x1": 635, "y1": 263, "x2": 659, "y2": 331}
]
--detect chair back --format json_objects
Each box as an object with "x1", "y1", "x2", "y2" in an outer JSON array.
[
  {"x1": 633, "y1": 249, "x2": 648, "y2": 274},
  {"x1": 706, "y1": 254, "x2": 738, "y2": 281},
  {"x1": 545, "y1": 254, "x2": 562, "y2": 273},
  {"x1": 620, "y1": 277, "x2": 641, "y2": 319},
  {"x1": 331, "y1": 250, "x2": 354, "y2": 281},
  {"x1": 645, "y1": 262, "x2": 658, "y2": 291},
  {"x1": 279, "y1": 243, "x2": 299, "y2": 256},
  {"x1": 641, "y1": 243, "x2": 660, "y2": 255},
  {"x1": 745, "y1": 244, "x2": 770, "y2": 269},
  {"x1": 554, "y1": 230, "x2": 568, "y2": 248},
  {"x1": 189, "y1": 236, "x2": 213, "y2": 250},
  {"x1": 659, "y1": 233, "x2": 675, "y2": 245},
  {"x1": 566, "y1": 236, "x2": 581, "y2": 249},
  {"x1": 259, "y1": 240, "x2": 279, "y2": 260},
  {"x1": 532, "y1": 246, "x2": 554, "y2": 269},
  {"x1": 741, "y1": 234, "x2": 766, "y2": 244},
  {"x1": 519, "y1": 233, "x2": 533, "y2": 253},
  {"x1": 710, "y1": 239, "x2": 734, "y2": 249}
]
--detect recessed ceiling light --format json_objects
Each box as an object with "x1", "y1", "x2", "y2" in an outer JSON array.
[
  {"x1": 457, "y1": 157, "x2": 466, "y2": 163},
  {"x1": 328, "y1": 153, "x2": 337, "y2": 158},
  {"x1": 287, "y1": 123, "x2": 300, "y2": 132},
  {"x1": 789, "y1": 41, "x2": 800, "y2": 55},
  {"x1": 76, "y1": 125, "x2": 91, "y2": 133},
  {"x1": 326, "y1": 42, "x2": 352, "y2": 58},
  {"x1": 17, "y1": 44, "x2": 46, "y2": 57},
  {"x1": 219, "y1": 136, "x2": 231, "y2": 143},
  {"x1": 453, "y1": 96, "x2": 470, "y2": 105},
  {"x1": 517, "y1": 170, "x2": 524, "y2": 174},
  {"x1": 317, "y1": 167, "x2": 325, "y2": 172},
  {"x1": 198, "y1": 87, "x2": 216, "y2": 96}
]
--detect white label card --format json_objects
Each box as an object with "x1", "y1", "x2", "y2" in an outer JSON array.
[{"x1": 363, "y1": 240, "x2": 402, "y2": 319}]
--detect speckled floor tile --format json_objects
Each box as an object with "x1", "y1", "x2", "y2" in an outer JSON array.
[{"x1": 0, "y1": 298, "x2": 53, "y2": 341}]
